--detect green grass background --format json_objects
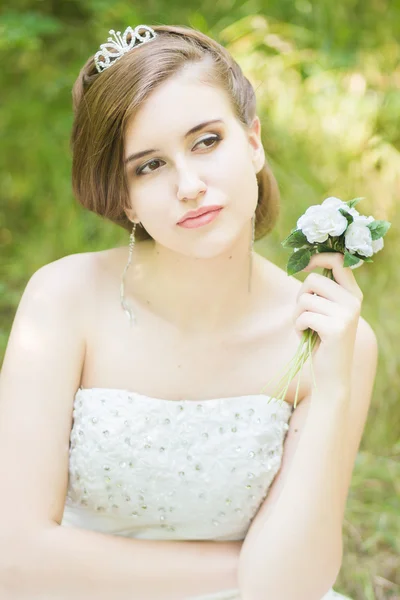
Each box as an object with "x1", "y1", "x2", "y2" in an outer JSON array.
[{"x1": 1, "y1": 1, "x2": 399, "y2": 597}]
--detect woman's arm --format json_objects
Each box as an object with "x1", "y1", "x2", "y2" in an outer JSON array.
[
  {"x1": 0, "y1": 256, "x2": 241, "y2": 600},
  {"x1": 239, "y1": 386, "x2": 349, "y2": 599},
  {"x1": 238, "y1": 254, "x2": 378, "y2": 600},
  {"x1": 1, "y1": 526, "x2": 240, "y2": 600}
]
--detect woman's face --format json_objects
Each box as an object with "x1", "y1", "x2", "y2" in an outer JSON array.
[{"x1": 123, "y1": 68, "x2": 265, "y2": 258}]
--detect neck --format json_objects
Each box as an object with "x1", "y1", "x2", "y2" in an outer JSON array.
[{"x1": 131, "y1": 223, "x2": 261, "y2": 334}]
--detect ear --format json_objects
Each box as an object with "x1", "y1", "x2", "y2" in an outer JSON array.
[
  {"x1": 125, "y1": 208, "x2": 141, "y2": 225},
  {"x1": 247, "y1": 116, "x2": 265, "y2": 174}
]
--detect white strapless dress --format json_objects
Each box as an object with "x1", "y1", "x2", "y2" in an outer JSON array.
[{"x1": 62, "y1": 387, "x2": 351, "y2": 600}]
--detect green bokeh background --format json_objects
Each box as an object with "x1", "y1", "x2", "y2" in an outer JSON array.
[{"x1": 1, "y1": 1, "x2": 399, "y2": 597}]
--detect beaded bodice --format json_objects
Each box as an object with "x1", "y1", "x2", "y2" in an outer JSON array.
[{"x1": 62, "y1": 387, "x2": 293, "y2": 541}]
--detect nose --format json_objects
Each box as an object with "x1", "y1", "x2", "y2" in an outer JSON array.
[{"x1": 176, "y1": 164, "x2": 207, "y2": 202}]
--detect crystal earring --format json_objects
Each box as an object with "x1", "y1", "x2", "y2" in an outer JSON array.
[
  {"x1": 120, "y1": 222, "x2": 137, "y2": 326},
  {"x1": 248, "y1": 213, "x2": 256, "y2": 293}
]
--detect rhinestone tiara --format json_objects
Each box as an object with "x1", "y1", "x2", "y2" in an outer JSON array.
[{"x1": 94, "y1": 25, "x2": 157, "y2": 73}]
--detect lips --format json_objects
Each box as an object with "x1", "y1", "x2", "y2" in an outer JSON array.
[
  {"x1": 177, "y1": 208, "x2": 223, "y2": 229},
  {"x1": 177, "y1": 205, "x2": 223, "y2": 224}
]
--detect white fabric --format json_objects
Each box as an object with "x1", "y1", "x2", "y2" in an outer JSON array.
[{"x1": 62, "y1": 387, "x2": 351, "y2": 599}]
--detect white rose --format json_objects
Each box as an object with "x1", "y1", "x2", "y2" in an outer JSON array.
[
  {"x1": 322, "y1": 196, "x2": 360, "y2": 219},
  {"x1": 345, "y1": 220, "x2": 373, "y2": 257},
  {"x1": 297, "y1": 204, "x2": 348, "y2": 243},
  {"x1": 353, "y1": 215, "x2": 384, "y2": 254},
  {"x1": 322, "y1": 197, "x2": 343, "y2": 209},
  {"x1": 354, "y1": 215, "x2": 374, "y2": 225},
  {"x1": 349, "y1": 237, "x2": 383, "y2": 269},
  {"x1": 371, "y1": 237, "x2": 384, "y2": 254}
]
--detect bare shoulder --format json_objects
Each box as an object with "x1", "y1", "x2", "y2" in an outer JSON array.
[
  {"x1": 357, "y1": 314, "x2": 378, "y2": 344},
  {"x1": 256, "y1": 252, "x2": 302, "y2": 311},
  {"x1": 0, "y1": 252, "x2": 111, "y2": 538},
  {"x1": 26, "y1": 251, "x2": 106, "y2": 306},
  {"x1": 29, "y1": 251, "x2": 99, "y2": 289},
  {"x1": 16, "y1": 251, "x2": 109, "y2": 341},
  {"x1": 353, "y1": 314, "x2": 379, "y2": 384},
  {"x1": 258, "y1": 253, "x2": 378, "y2": 347}
]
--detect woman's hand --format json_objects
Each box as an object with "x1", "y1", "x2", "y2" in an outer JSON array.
[{"x1": 292, "y1": 251, "x2": 363, "y2": 397}]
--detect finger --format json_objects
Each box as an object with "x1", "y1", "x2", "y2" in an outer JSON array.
[
  {"x1": 293, "y1": 292, "x2": 340, "y2": 325},
  {"x1": 294, "y1": 312, "x2": 339, "y2": 342},
  {"x1": 297, "y1": 273, "x2": 353, "y2": 306},
  {"x1": 302, "y1": 252, "x2": 363, "y2": 301}
]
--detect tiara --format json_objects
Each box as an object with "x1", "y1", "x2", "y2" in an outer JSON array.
[{"x1": 94, "y1": 25, "x2": 157, "y2": 73}]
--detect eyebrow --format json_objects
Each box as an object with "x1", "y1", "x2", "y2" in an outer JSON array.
[{"x1": 124, "y1": 119, "x2": 224, "y2": 165}]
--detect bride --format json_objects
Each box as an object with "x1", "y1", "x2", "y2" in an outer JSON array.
[{"x1": 0, "y1": 24, "x2": 378, "y2": 600}]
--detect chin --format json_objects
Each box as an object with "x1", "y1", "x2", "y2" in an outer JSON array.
[{"x1": 182, "y1": 231, "x2": 244, "y2": 259}]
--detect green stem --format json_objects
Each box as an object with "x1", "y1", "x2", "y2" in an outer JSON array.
[{"x1": 260, "y1": 267, "x2": 335, "y2": 406}]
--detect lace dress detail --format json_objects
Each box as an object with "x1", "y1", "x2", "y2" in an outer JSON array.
[{"x1": 62, "y1": 387, "x2": 351, "y2": 600}]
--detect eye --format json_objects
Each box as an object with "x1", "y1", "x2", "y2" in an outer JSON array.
[
  {"x1": 136, "y1": 159, "x2": 163, "y2": 176},
  {"x1": 193, "y1": 133, "x2": 222, "y2": 150},
  {"x1": 135, "y1": 133, "x2": 222, "y2": 176}
]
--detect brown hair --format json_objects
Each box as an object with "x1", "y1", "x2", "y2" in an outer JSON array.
[{"x1": 71, "y1": 24, "x2": 280, "y2": 242}]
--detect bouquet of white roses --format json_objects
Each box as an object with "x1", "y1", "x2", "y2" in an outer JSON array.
[{"x1": 261, "y1": 196, "x2": 391, "y2": 408}]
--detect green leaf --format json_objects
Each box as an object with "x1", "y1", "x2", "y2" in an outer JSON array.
[
  {"x1": 346, "y1": 197, "x2": 365, "y2": 209},
  {"x1": 286, "y1": 248, "x2": 312, "y2": 276},
  {"x1": 281, "y1": 229, "x2": 309, "y2": 249},
  {"x1": 316, "y1": 244, "x2": 341, "y2": 253},
  {"x1": 338, "y1": 208, "x2": 354, "y2": 225},
  {"x1": 343, "y1": 251, "x2": 363, "y2": 267},
  {"x1": 367, "y1": 220, "x2": 391, "y2": 240}
]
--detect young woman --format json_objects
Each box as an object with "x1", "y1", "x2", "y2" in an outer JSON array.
[{"x1": 0, "y1": 24, "x2": 378, "y2": 600}]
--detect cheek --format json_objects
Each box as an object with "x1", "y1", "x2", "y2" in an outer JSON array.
[
  {"x1": 209, "y1": 144, "x2": 253, "y2": 186},
  {"x1": 126, "y1": 175, "x2": 167, "y2": 217},
  {"x1": 222, "y1": 149, "x2": 257, "y2": 196},
  {"x1": 137, "y1": 198, "x2": 169, "y2": 224},
  {"x1": 224, "y1": 148, "x2": 259, "y2": 213}
]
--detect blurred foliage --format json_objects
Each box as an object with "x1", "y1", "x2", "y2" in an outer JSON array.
[{"x1": 1, "y1": 0, "x2": 399, "y2": 597}]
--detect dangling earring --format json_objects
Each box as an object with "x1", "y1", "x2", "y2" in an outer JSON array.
[
  {"x1": 120, "y1": 222, "x2": 137, "y2": 326},
  {"x1": 248, "y1": 213, "x2": 256, "y2": 293}
]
